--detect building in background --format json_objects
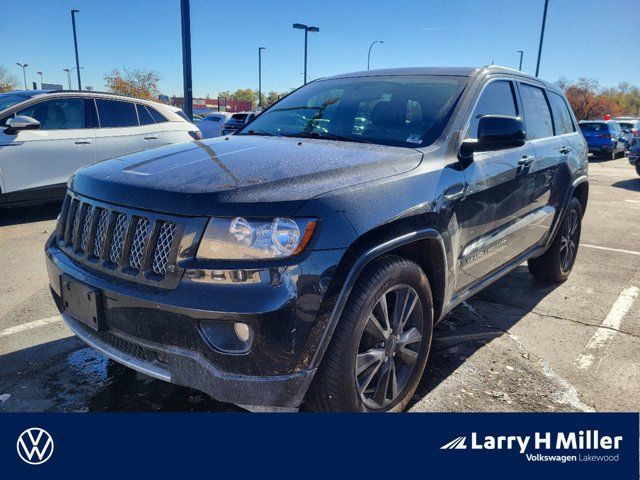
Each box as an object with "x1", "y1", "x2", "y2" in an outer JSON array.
[{"x1": 170, "y1": 96, "x2": 252, "y2": 114}]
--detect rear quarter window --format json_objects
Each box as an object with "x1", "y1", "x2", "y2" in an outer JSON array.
[{"x1": 547, "y1": 91, "x2": 575, "y2": 135}]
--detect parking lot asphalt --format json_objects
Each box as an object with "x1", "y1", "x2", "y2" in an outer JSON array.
[{"x1": 0, "y1": 157, "x2": 638, "y2": 413}]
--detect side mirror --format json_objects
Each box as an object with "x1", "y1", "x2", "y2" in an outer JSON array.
[
  {"x1": 5, "y1": 115, "x2": 40, "y2": 134},
  {"x1": 460, "y1": 115, "x2": 526, "y2": 158}
]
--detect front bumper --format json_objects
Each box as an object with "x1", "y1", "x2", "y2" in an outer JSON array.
[{"x1": 46, "y1": 237, "x2": 346, "y2": 410}]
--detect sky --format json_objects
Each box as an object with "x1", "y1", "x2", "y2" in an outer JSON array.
[{"x1": 3, "y1": 0, "x2": 639, "y2": 98}]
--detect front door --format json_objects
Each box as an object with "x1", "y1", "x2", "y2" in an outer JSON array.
[
  {"x1": 455, "y1": 79, "x2": 538, "y2": 290},
  {"x1": 0, "y1": 97, "x2": 96, "y2": 195}
]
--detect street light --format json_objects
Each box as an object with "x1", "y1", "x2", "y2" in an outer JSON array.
[
  {"x1": 16, "y1": 63, "x2": 29, "y2": 89},
  {"x1": 71, "y1": 9, "x2": 82, "y2": 90},
  {"x1": 36, "y1": 71, "x2": 44, "y2": 88},
  {"x1": 63, "y1": 67, "x2": 83, "y2": 90},
  {"x1": 367, "y1": 40, "x2": 383, "y2": 70},
  {"x1": 258, "y1": 47, "x2": 266, "y2": 111},
  {"x1": 292, "y1": 23, "x2": 319, "y2": 85},
  {"x1": 517, "y1": 50, "x2": 524, "y2": 71},
  {"x1": 535, "y1": 0, "x2": 549, "y2": 77}
]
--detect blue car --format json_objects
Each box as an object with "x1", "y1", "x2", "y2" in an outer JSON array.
[
  {"x1": 579, "y1": 120, "x2": 627, "y2": 160},
  {"x1": 629, "y1": 144, "x2": 640, "y2": 176}
]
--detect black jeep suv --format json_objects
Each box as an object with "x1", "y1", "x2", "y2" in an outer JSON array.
[{"x1": 46, "y1": 66, "x2": 588, "y2": 412}]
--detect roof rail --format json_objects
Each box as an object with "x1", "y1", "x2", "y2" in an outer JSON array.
[{"x1": 45, "y1": 90, "x2": 139, "y2": 98}]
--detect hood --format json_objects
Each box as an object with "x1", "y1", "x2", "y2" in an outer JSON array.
[{"x1": 70, "y1": 135, "x2": 423, "y2": 216}]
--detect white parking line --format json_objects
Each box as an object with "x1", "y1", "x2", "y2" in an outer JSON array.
[
  {"x1": 576, "y1": 286, "x2": 639, "y2": 370},
  {"x1": 582, "y1": 244, "x2": 640, "y2": 256},
  {"x1": 0, "y1": 316, "x2": 61, "y2": 338}
]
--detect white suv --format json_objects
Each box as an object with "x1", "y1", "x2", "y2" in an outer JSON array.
[{"x1": 0, "y1": 90, "x2": 201, "y2": 206}]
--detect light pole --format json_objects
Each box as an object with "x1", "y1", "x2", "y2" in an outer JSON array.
[
  {"x1": 180, "y1": 0, "x2": 193, "y2": 120},
  {"x1": 367, "y1": 40, "x2": 383, "y2": 70},
  {"x1": 258, "y1": 47, "x2": 266, "y2": 111},
  {"x1": 71, "y1": 9, "x2": 82, "y2": 90},
  {"x1": 517, "y1": 50, "x2": 524, "y2": 71},
  {"x1": 37, "y1": 71, "x2": 44, "y2": 88},
  {"x1": 63, "y1": 67, "x2": 82, "y2": 90},
  {"x1": 535, "y1": 0, "x2": 549, "y2": 77},
  {"x1": 16, "y1": 63, "x2": 28, "y2": 89},
  {"x1": 293, "y1": 23, "x2": 319, "y2": 85}
]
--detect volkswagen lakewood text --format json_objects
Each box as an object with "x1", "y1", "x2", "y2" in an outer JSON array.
[{"x1": 45, "y1": 66, "x2": 588, "y2": 412}]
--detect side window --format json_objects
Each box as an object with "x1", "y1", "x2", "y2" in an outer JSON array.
[
  {"x1": 547, "y1": 91, "x2": 575, "y2": 135},
  {"x1": 96, "y1": 99, "x2": 139, "y2": 128},
  {"x1": 467, "y1": 80, "x2": 517, "y2": 138},
  {"x1": 519, "y1": 84, "x2": 554, "y2": 140},
  {"x1": 136, "y1": 104, "x2": 155, "y2": 125},
  {"x1": 149, "y1": 107, "x2": 168, "y2": 123},
  {"x1": 15, "y1": 98, "x2": 86, "y2": 130}
]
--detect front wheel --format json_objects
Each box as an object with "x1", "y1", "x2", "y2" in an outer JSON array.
[
  {"x1": 636, "y1": 161, "x2": 640, "y2": 177},
  {"x1": 528, "y1": 197, "x2": 582, "y2": 283},
  {"x1": 307, "y1": 255, "x2": 433, "y2": 412}
]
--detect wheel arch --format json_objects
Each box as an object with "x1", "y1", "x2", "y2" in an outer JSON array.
[
  {"x1": 308, "y1": 220, "x2": 449, "y2": 370},
  {"x1": 572, "y1": 178, "x2": 589, "y2": 217}
]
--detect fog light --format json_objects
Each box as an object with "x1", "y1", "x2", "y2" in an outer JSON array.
[
  {"x1": 199, "y1": 320, "x2": 253, "y2": 353},
  {"x1": 234, "y1": 322, "x2": 251, "y2": 342}
]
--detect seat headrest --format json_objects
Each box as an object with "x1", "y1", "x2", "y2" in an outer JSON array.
[{"x1": 371, "y1": 101, "x2": 405, "y2": 127}]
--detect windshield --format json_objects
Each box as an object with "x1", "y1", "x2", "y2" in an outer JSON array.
[
  {"x1": 230, "y1": 114, "x2": 249, "y2": 121},
  {"x1": 0, "y1": 92, "x2": 34, "y2": 112},
  {"x1": 237, "y1": 75, "x2": 467, "y2": 148}
]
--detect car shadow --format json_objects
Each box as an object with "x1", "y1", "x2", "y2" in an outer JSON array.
[
  {"x1": 409, "y1": 265, "x2": 561, "y2": 409},
  {"x1": 0, "y1": 201, "x2": 62, "y2": 227},
  {"x1": 611, "y1": 179, "x2": 640, "y2": 192}
]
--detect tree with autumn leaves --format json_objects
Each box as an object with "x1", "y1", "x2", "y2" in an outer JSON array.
[
  {"x1": 557, "y1": 77, "x2": 640, "y2": 120},
  {"x1": 103, "y1": 68, "x2": 161, "y2": 100}
]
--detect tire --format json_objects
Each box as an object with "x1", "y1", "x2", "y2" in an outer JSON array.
[
  {"x1": 307, "y1": 255, "x2": 434, "y2": 412},
  {"x1": 528, "y1": 197, "x2": 582, "y2": 283},
  {"x1": 610, "y1": 147, "x2": 617, "y2": 161},
  {"x1": 636, "y1": 161, "x2": 640, "y2": 177}
]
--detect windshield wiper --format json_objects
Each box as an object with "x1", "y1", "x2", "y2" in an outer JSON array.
[
  {"x1": 239, "y1": 129, "x2": 281, "y2": 136},
  {"x1": 287, "y1": 131, "x2": 373, "y2": 144}
]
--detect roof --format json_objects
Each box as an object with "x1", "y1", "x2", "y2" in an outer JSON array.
[
  {"x1": 317, "y1": 65, "x2": 560, "y2": 91},
  {"x1": 322, "y1": 67, "x2": 477, "y2": 80}
]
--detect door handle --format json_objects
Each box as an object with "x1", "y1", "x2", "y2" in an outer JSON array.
[
  {"x1": 443, "y1": 183, "x2": 466, "y2": 201},
  {"x1": 144, "y1": 136, "x2": 159, "y2": 140},
  {"x1": 518, "y1": 155, "x2": 535, "y2": 166},
  {"x1": 559, "y1": 146, "x2": 572, "y2": 154},
  {"x1": 74, "y1": 140, "x2": 92, "y2": 145}
]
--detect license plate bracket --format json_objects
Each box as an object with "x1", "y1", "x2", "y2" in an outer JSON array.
[{"x1": 60, "y1": 274, "x2": 105, "y2": 331}]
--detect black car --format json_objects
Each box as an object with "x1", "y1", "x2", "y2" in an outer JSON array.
[
  {"x1": 221, "y1": 112, "x2": 256, "y2": 136},
  {"x1": 45, "y1": 66, "x2": 589, "y2": 412}
]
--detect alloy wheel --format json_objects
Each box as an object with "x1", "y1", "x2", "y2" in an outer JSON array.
[
  {"x1": 560, "y1": 209, "x2": 579, "y2": 273},
  {"x1": 355, "y1": 284, "x2": 423, "y2": 410}
]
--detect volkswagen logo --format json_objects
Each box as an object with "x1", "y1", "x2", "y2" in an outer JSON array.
[{"x1": 16, "y1": 428, "x2": 54, "y2": 465}]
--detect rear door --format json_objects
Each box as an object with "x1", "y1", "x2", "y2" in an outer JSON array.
[
  {"x1": 94, "y1": 98, "x2": 162, "y2": 161},
  {"x1": 516, "y1": 82, "x2": 564, "y2": 221},
  {"x1": 456, "y1": 78, "x2": 537, "y2": 289},
  {"x1": 0, "y1": 96, "x2": 96, "y2": 194}
]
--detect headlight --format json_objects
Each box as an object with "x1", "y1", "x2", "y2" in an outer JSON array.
[{"x1": 197, "y1": 217, "x2": 317, "y2": 260}]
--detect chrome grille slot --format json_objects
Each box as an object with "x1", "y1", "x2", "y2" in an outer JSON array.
[
  {"x1": 109, "y1": 213, "x2": 128, "y2": 265},
  {"x1": 80, "y1": 205, "x2": 94, "y2": 253},
  {"x1": 128, "y1": 217, "x2": 150, "y2": 272},
  {"x1": 93, "y1": 209, "x2": 110, "y2": 259},
  {"x1": 67, "y1": 199, "x2": 80, "y2": 245},
  {"x1": 152, "y1": 222, "x2": 176, "y2": 275}
]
